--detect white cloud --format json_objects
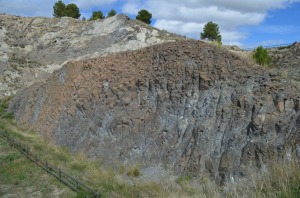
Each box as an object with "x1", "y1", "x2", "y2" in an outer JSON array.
[
  {"x1": 154, "y1": 20, "x2": 249, "y2": 43},
  {"x1": 122, "y1": 0, "x2": 143, "y2": 14},
  {"x1": 154, "y1": 20, "x2": 204, "y2": 36},
  {"x1": 70, "y1": 0, "x2": 117, "y2": 10},
  {"x1": 221, "y1": 31, "x2": 248, "y2": 42},
  {"x1": 0, "y1": 0, "x2": 55, "y2": 17},
  {"x1": 143, "y1": 0, "x2": 300, "y2": 13},
  {"x1": 0, "y1": 0, "x2": 117, "y2": 17},
  {"x1": 122, "y1": 0, "x2": 300, "y2": 45}
]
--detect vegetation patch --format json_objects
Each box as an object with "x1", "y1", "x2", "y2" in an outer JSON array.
[
  {"x1": 252, "y1": 46, "x2": 272, "y2": 67},
  {"x1": 126, "y1": 166, "x2": 141, "y2": 177},
  {"x1": 0, "y1": 139, "x2": 75, "y2": 197},
  {"x1": 0, "y1": 96, "x2": 14, "y2": 120},
  {"x1": 75, "y1": 190, "x2": 94, "y2": 198}
]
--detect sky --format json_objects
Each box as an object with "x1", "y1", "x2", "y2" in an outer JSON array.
[{"x1": 0, "y1": 0, "x2": 299, "y2": 48}]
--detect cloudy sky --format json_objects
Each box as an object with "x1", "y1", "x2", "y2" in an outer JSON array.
[{"x1": 1, "y1": 0, "x2": 299, "y2": 48}]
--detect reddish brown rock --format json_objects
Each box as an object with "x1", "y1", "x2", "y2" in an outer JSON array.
[{"x1": 9, "y1": 40, "x2": 300, "y2": 184}]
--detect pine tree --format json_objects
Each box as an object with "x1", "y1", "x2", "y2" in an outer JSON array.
[
  {"x1": 200, "y1": 21, "x2": 222, "y2": 43},
  {"x1": 136, "y1": 9, "x2": 152, "y2": 24}
]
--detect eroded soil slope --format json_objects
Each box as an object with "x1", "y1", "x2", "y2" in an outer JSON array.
[
  {"x1": 9, "y1": 40, "x2": 300, "y2": 184},
  {"x1": 268, "y1": 42, "x2": 300, "y2": 81},
  {"x1": 0, "y1": 14, "x2": 183, "y2": 97}
]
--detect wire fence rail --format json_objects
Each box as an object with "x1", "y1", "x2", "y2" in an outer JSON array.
[
  {"x1": 242, "y1": 43, "x2": 294, "y2": 51},
  {"x1": 0, "y1": 131, "x2": 100, "y2": 198}
]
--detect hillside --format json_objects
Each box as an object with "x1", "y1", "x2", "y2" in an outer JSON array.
[
  {"x1": 268, "y1": 42, "x2": 300, "y2": 81},
  {"x1": 0, "y1": 14, "x2": 184, "y2": 98},
  {"x1": 9, "y1": 39, "x2": 300, "y2": 185},
  {"x1": 0, "y1": 138, "x2": 75, "y2": 197}
]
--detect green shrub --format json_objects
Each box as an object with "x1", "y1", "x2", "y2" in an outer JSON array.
[
  {"x1": 1, "y1": 152, "x2": 22, "y2": 163},
  {"x1": 177, "y1": 175, "x2": 192, "y2": 184},
  {"x1": 53, "y1": 1, "x2": 81, "y2": 19},
  {"x1": 136, "y1": 9, "x2": 152, "y2": 24},
  {"x1": 0, "y1": 96, "x2": 14, "y2": 119},
  {"x1": 252, "y1": 46, "x2": 272, "y2": 67},
  {"x1": 2, "y1": 112, "x2": 14, "y2": 119},
  {"x1": 201, "y1": 21, "x2": 222, "y2": 43},
  {"x1": 107, "y1": 9, "x2": 117, "y2": 18},
  {"x1": 89, "y1": 10, "x2": 104, "y2": 21},
  {"x1": 126, "y1": 166, "x2": 141, "y2": 177}
]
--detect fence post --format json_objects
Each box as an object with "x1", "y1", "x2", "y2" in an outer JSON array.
[
  {"x1": 95, "y1": 191, "x2": 100, "y2": 198},
  {"x1": 0, "y1": 132, "x2": 100, "y2": 197},
  {"x1": 76, "y1": 181, "x2": 79, "y2": 192},
  {"x1": 11, "y1": 138, "x2": 14, "y2": 146},
  {"x1": 59, "y1": 169, "x2": 62, "y2": 180}
]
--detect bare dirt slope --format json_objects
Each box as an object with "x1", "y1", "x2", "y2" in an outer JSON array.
[
  {"x1": 268, "y1": 42, "x2": 300, "y2": 81},
  {"x1": 9, "y1": 40, "x2": 300, "y2": 184},
  {"x1": 0, "y1": 14, "x2": 185, "y2": 97}
]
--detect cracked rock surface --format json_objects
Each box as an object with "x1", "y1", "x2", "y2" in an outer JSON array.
[
  {"x1": 9, "y1": 40, "x2": 300, "y2": 184},
  {"x1": 0, "y1": 14, "x2": 184, "y2": 97}
]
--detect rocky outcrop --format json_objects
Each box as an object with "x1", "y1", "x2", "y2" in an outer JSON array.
[
  {"x1": 268, "y1": 42, "x2": 300, "y2": 81},
  {"x1": 0, "y1": 14, "x2": 184, "y2": 97},
  {"x1": 9, "y1": 40, "x2": 300, "y2": 184}
]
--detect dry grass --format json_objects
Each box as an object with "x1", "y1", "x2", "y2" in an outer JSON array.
[
  {"x1": 0, "y1": 136, "x2": 75, "y2": 197},
  {"x1": 0, "y1": 97, "x2": 221, "y2": 197},
  {"x1": 224, "y1": 162, "x2": 300, "y2": 198},
  {"x1": 1, "y1": 97, "x2": 299, "y2": 198}
]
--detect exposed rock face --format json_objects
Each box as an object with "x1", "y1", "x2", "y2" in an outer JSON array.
[
  {"x1": 9, "y1": 40, "x2": 300, "y2": 184},
  {"x1": 0, "y1": 14, "x2": 184, "y2": 97}
]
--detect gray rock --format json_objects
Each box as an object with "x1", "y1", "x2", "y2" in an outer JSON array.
[
  {"x1": 0, "y1": 13, "x2": 185, "y2": 98},
  {"x1": 9, "y1": 40, "x2": 300, "y2": 185}
]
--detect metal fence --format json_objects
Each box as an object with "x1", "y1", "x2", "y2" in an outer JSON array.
[
  {"x1": 242, "y1": 43, "x2": 294, "y2": 51},
  {"x1": 0, "y1": 131, "x2": 100, "y2": 198}
]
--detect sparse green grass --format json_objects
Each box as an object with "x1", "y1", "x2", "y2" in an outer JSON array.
[
  {"x1": 75, "y1": 190, "x2": 94, "y2": 198},
  {"x1": 0, "y1": 138, "x2": 75, "y2": 197},
  {"x1": 177, "y1": 174, "x2": 192, "y2": 184},
  {"x1": 0, "y1": 96, "x2": 14, "y2": 119},
  {"x1": 1, "y1": 96, "x2": 300, "y2": 198}
]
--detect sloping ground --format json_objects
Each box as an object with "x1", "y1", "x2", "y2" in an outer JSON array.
[
  {"x1": 0, "y1": 138, "x2": 75, "y2": 198},
  {"x1": 9, "y1": 40, "x2": 300, "y2": 185},
  {"x1": 0, "y1": 14, "x2": 184, "y2": 97},
  {"x1": 268, "y1": 42, "x2": 300, "y2": 81}
]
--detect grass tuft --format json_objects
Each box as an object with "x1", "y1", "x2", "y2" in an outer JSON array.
[{"x1": 126, "y1": 166, "x2": 141, "y2": 177}]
